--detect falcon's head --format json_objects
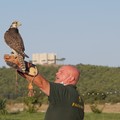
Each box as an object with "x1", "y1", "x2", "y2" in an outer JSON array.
[{"x1": 10, "y1": 21, "x2": 22, "y2": 28}]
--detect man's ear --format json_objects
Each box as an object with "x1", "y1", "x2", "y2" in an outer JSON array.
[
  {"x1": 64, "y1": 75, "x2": 76, "y2": 85},
  {"x1": 67, "y1": 76, "x2": 75, "y2": 83},
  {"x1": 70, "y1": 76, "x2": 75, "y2": 81}
]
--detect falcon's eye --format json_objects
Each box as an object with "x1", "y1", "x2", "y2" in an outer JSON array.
[
  {"x1": 15, "y1": 22, "x2": 18, "y2": 25},
  {"x1": 12, "y1": 21, "x2": 17, "y2": 24}
]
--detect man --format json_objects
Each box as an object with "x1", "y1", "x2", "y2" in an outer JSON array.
[{"x1": 4, "y1": 54, "x2": 84, "y2": 120}]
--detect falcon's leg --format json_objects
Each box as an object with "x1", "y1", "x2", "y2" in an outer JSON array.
[
  {"x1": 17, "y1": 54, "x2": 26, "y2": 73},
  {"x1": 10, "y1": 49, "x2": 26, "y2": 72}
]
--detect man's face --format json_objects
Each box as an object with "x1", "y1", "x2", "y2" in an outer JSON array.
[
  {"x1": 54, "y1": 65, "x2": 80, "y2": 85},
  {"x1": 55, "y1": 66, "x2": 70, "y2": 84}
]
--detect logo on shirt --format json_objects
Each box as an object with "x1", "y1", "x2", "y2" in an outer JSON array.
[{"x1": 72, "y1": 96, "x2": 84, "y2": 109}]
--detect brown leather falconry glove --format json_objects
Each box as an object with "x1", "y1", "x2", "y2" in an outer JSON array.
[{"x1": 4, "y1": 54, "x2": 38, "y2": 77}]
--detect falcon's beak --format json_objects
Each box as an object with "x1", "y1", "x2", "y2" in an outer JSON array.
[{"x1": 17, "y1": 22, "x2": 22, "y2": 26}]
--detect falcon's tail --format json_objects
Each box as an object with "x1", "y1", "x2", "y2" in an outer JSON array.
[{"x1": 24, "y1": 53, "x2": 29, "y2": 58}]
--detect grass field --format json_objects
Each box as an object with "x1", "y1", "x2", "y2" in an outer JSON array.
[
  {"x1": 84, "y1": 113, "x2": 120, "y2": 120},
  {"x1": 0, "y1": 112, "x2": 120, "y2": 120}
]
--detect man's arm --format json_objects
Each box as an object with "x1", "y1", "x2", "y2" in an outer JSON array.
[{"x1": 23, "y1": 73, "x2": 50, "y2": 96}]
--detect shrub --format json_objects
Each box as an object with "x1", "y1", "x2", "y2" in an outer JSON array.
[
  {"x1": 90, "y1": 102, "x2": 105, "y2": 114},
  {"x1": 0, "y1": 98, "x2": 7, "y2": 114},
  {"x1": 23, "y1": 96, "x2": 41, "y2": 113}
]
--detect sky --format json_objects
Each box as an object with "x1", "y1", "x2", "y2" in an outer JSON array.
[{"x1": 0, "y1": 0, "x2": 120, "y2": 67}]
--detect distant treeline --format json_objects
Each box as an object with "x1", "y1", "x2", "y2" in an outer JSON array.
[{"x1": 0, "y1": 64, "x2": 120, "y2": 103}]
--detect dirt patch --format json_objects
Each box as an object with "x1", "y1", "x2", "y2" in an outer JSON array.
[
  {"x1": 85, "y1": 103, "x2": 120, "y2": 113},
  {"x1": 38, "y1": 103, "x2": 120, "y2": 113},
  {"x1": 6, "y1": 103, "x2": 120, "y2": 113},
  {"x1": 37, "y1": 104, "x2": 48, "y2": 112},
  {"x1": 6, "y1": 103, "x2": 25, "y2": 113}
]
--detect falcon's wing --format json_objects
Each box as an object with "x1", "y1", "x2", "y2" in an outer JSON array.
[{"x1": 4, "y1": 29, "x2": 25, "y2": 55}]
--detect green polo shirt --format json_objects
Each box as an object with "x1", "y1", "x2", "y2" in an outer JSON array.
[{"x1": 44, "y1": 82, "x2": 84, "y2": 120}]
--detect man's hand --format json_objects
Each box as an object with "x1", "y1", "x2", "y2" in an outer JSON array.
[{"x1": 4, "y1": 54, "x2": 38, "y2": 77}]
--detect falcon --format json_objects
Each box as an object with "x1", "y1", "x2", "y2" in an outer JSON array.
[{"x1": 4, "y1": 21, "x2": 29, "y2": 72}]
